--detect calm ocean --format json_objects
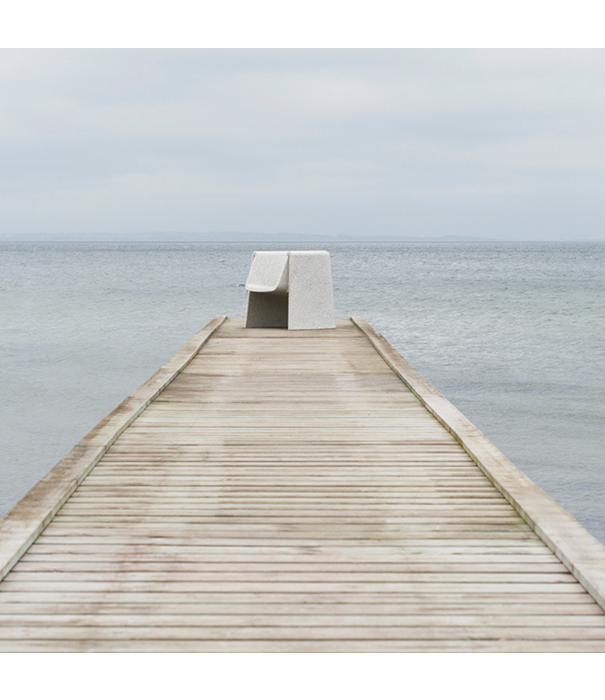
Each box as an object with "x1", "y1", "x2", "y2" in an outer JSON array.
[{"x1": 1, "y1": 242, "x2": 604, "y2": 543}]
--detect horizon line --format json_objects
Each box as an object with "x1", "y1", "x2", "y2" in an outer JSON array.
[{"x1": 1, "y1": 232, "x2": 604, "y2": 244}]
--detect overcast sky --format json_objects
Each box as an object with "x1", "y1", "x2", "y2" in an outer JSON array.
[{"x1": 1, "y1": 48, "x2": 604, "y2": 240}]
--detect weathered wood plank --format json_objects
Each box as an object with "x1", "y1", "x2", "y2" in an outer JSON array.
[
  {"x1": 0, "y1": 591, "x2": 595, "y2": 605},
  {"x1": 0, "y1": 625, "x2": 604, "y2": 641},
  {"x1": 1, "y1": 614, "x2": 604, "y2": 629},
  {"x1": 0, "y1": 581, "x2": 587, "y2": 594},
  {"x1": 2, "y1": 597, "x2": 598, "y2": 612},
  {"x1": 1, "y1": 639, "x2": 604, "y2": 652},
  {"x1": 15, "y1": 561, "x2": 568, "y2": 573}
]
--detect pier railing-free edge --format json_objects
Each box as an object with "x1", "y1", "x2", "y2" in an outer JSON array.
[
  {"x1": 352, "y1": 316, "x2": 605, "y2": 612},
  {"x1": 0, "y1": 315, "x2": 227, "y2": 583}
]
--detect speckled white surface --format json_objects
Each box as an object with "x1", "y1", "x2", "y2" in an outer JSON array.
[{"x1": 244, "y1": 250, "x2": 336, "y2": 329}]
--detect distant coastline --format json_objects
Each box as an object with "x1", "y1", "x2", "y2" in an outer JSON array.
[{"x1": 1, "y1": 232, "x2": 603, "y2": 244}]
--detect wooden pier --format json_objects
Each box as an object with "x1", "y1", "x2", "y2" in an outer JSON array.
[{"x1": 1, "y1": 316, "x2": 605, "y2": 651}]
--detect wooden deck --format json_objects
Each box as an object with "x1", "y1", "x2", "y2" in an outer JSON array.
[{"x1": 1, "y1": 316, "x2": 605, "y2": 652}]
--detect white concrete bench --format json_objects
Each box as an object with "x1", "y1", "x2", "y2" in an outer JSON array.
[{"x1": 244, "y1": 251, "x2": 336, "y2": 329}]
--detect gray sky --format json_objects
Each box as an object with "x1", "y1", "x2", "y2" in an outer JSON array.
[{"x1": 2, "y1": 48, "x2": 605, "y2": 240}]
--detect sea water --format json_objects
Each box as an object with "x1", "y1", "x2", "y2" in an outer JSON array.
[{"x1": 1, "y1": 242, "x2": 604, "y2": 543}]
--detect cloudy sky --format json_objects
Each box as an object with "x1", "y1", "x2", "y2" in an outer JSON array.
[{"x1": 1, "y1": 48, "x2": 604, "y2": 240}]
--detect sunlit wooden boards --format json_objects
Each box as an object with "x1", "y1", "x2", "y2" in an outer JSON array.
[{"x1": 0, "y1": 317, "x2": 604, "y2": 651}]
